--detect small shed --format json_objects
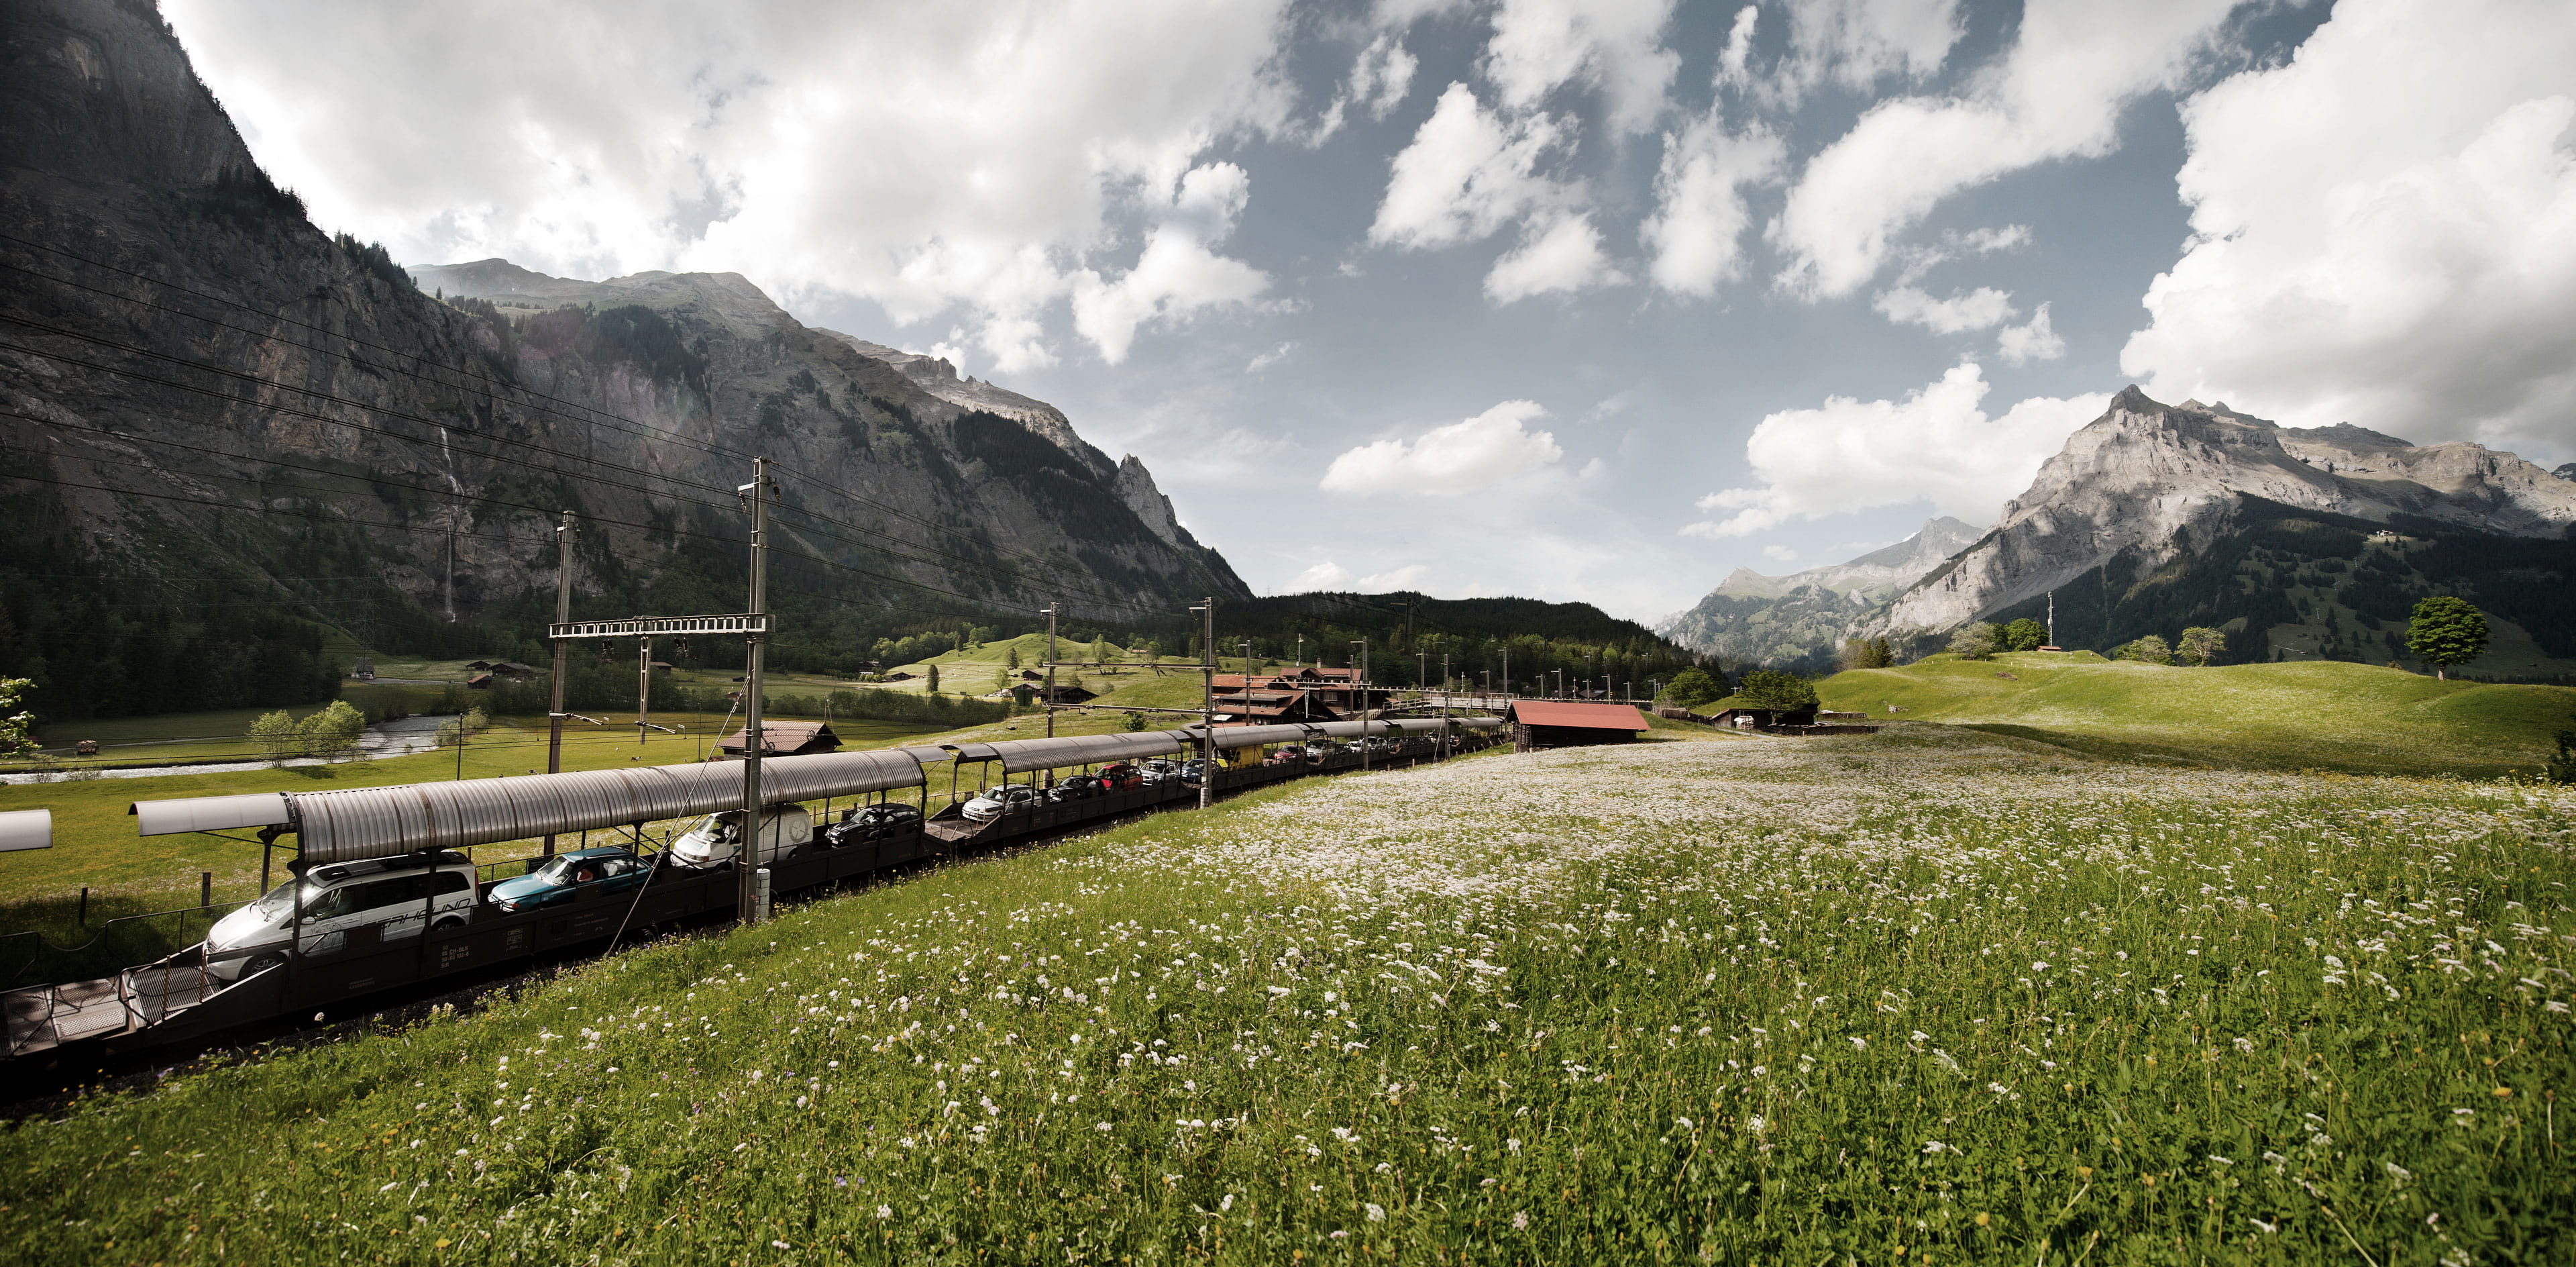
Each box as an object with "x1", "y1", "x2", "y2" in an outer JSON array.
[
  {"x1": 1708, "y1": 707, "x2": 1818, "y2": 731},
  {"x1": 715, "y1": 721, "x2": 845, "y2": 758},
  {"x1": 466, "y1": 672, "x2": 494, "y2": 689},
  {"x1": 1505, "y1": 701, "x2": 1651, "y2": 752},
  {"x1": 490, "y1": 662, "x2": 540, "y2": 679},
  {"x1": 1032, "y1": 685, "x2": 1097, "y2": 705},
  {"x1": 352, "y1": 656, "x2": 375, "y2": 680}
]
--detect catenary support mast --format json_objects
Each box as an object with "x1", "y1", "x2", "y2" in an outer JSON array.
[
  {"x1": 737, "y1": 458, "x2": 776, "y2": 925},
  {"x1": 543, "y1": 511, "x2": 574, "y2": 858}
]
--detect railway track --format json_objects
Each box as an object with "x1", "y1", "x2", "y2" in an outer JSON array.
[{"x1": 3, "y1": 722, "x2": 1501, "y2": 1100}]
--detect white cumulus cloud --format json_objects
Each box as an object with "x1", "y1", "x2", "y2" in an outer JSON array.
[
  {"x1": 1871, "y1": 285, "x2": 2016, "y2": 334},
  {"x1": 1483, "y1": 0, "x2": 1679, "y2": 134},
  {"x1": 1642, "y1": 115, "x2": 1784, "y2": 296},
  {"x1": 1770, "y1": 0, "x2": 2241, "y2": 299},
  {"x1": 1069, "y1": 163, "x2": 1272, "y2": 364},
  {"x1": 2120, "y1": 0, "x2": 2576, "y2": 453},
  {"x1": 1761, "y1": 0, "x2": 1966, "y2": 107},
  {"x1": 162, "y1": 0, "x2": 1297, "y2": 373},
  {"x1": 1683, "y1": 362, "x2": 2106, "y2": 537},
  {"x1": 1485, "y1": 212, "x2": 1624, "y2": 303},
  {"x1": 1284, "y1": 561, "x2": 1434, "y2": 593},
  {"x1": 1322, "y1": 400, "x2": 1565, "y2": 496},
  {"x1": 1369, "y1": 82, "x2": 1571, "y2": 250},
  {"x1": 1996, "y1": 302, "x2": 2065, "y2": 364}
]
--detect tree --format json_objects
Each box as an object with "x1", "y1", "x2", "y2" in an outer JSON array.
[
  {"x1": 992, "y1": 667, "x2": 1010, "y2": 693},
  {"x1": 2546, "y1": 725, "x2": 2576, "y2": 785},
  {"x1": 0, "y1": 678, "x2": 38, "y2": 762},
  {"x1": 1121, "y1": 711, "x2": 1148, "y2": 732},
  {"x1": 1948, "y1": 622, "x2": 2001, "y2": 660},
  {"x1": 2116, "y1": 635, "x2": 2174, "y2": 665},
  {"x1": 1737, "y1": 669, "x2": 1820, "y2": 712},
  {"x1": 1006, "y1": 646, "x2": 1022, "y2": 670},
  {"x1": 1839, "y1": 638, "x2": 1894, "y2": 670},
  {"x1": 249, "y1": 709, "x2": 301, "y2": 766},
  {"x1": 2002, "y1": 618, "x2": 2047, "y2": 652},
  {"x1": 1665, "y1": 666, "x2": 1723, "y2": 708},
  {"x1": 926, "y1": 664, "x2": 941, "y2": 693},
  {"x1": 2406, "y1": 596, "x2": 2489, "y2": 680},
  {"x1": 2176, "y1": 626, "x2": 2227, "y2": 667},
  {"x1": 296, "y1": 700, "x2": 367, "y2": 762}
]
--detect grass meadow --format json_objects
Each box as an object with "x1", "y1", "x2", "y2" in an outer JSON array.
[
  {"x1": 2, "y1": 727, "x2": 2569, "y2": 1264},
  {"x1": 1817, "y1": 654, "x2": 2576, "y2": 779}
]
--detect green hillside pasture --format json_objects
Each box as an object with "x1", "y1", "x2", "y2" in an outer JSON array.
[
  {"x1": 0, "y1": 714, "x2": 947, "y2": 986},
  {"x1": 4, "y1": 731, "x2": 2569, "y2": 1262},
  {"x1": 1821, "y1": 653, "x2": 2575, "y2": 777}
]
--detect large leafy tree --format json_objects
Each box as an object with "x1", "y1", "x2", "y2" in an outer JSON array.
[
  {"x1": 2406, "y1": 597, "x2": 2489, "y2": 680},
  {"x1": 1948, "y1": 622, "x2": 2001, "y2": 660},
  {"x1": 2002, "y1": 619, "x2": 2048, "y2": 652},
  {"x1": 0, "y1": 678, "x2": 38, "y2": 761},
  {"x1": 1737, "y1": 669, "x2": 1819, "y2": 712},
  {"x1": 2176, "y1": 627, "x2": 2226, "y2": 666},
  {"x1": 2116, "y1": 635, "x2": 2174, "y2": 665},
  {"x1": 1665, "y1": 666, "x2": 1724, "y2": 708}
]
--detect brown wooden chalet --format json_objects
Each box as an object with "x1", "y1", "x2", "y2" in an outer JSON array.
[
  {"x1": 1209, "y1": 666, "x2": 1389, "y2": 722},
  {"x1": 714, "y1": 721, "x2": 844, "y2": 758}
]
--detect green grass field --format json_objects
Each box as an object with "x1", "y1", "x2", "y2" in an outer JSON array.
[
  {"x1": 3, "y1": 728, "x2": 2567, "y2": 1263},
  {"x1": 1813, "y1": 654, "x2": 2576, "y2": 778}
]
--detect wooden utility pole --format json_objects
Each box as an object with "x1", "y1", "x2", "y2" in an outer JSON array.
[
  {"x1": 1043, "y1": 601, "x2": 1059, "y2": 739},
  {"x1": 543, "y1": 511, "x2": 574, "y2": 858}
]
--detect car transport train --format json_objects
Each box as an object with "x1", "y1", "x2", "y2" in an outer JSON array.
[{"x1": 2, "y1": 716, "x2": 1500, "y2": 1063}]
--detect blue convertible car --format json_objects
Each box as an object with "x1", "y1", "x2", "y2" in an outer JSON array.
[{"x1": 486, "y1": 846, "x2": 650, "y2": 913}]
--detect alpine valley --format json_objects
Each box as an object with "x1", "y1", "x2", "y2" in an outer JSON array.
[
  {"x1": 0, "y1": 0, "x2": 1245, "y2": 718},
  {"x1": 1660, "y1": 387, "x2": 2576, "y2": 678}
]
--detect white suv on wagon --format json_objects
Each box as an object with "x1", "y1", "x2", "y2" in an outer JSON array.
[{"x1": 203, "y1": 850, "x2": 479, "y2": 982}]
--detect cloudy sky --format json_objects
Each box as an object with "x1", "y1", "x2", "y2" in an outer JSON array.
[{"x1": 164, "y1": 0, "x2": 2576, "y2": 620}]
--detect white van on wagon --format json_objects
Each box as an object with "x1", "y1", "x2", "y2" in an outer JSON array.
[
  {"x1": 203, "y1": 850, "x2": 479, "y2": 982},
  {"x1": 667, "y1": 805, "x2": 812, "y2": 869}
]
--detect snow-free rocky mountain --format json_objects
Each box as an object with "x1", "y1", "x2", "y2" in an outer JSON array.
[
  {"x1": 0, "y1": 0, "x2": 1242, "y2": 668},
  {"x1": 1667, "y1": 388, "x2": 2576, "y2": 672},
  {"x1": 1656, "y1": 517, "x2": 1980, "y2": 674}
]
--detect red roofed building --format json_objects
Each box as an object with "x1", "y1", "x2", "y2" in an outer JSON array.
[
  {"x1": 1209, "y1": 666, "x2": 1389, "y2": 722},
  {"x1": 1503, "y1": 700, "x2": 1650, "y2": 752},
  {"x1": 714, "y1": 721, "x2": 844, "y2": 758}
]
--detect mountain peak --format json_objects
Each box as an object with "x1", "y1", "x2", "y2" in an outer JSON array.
[
  {"x1": 1876, "y1": 389, "x2": 2576, "y2": 637},
  {"x1": 2108, "y1": 384, "x2": 2161, "y2": 413}
]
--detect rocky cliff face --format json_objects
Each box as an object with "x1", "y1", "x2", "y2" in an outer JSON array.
[
  {"x1": 1874, "y1": 387, "x2": 2576, "y2": 637},
  {"x1": 1658, "y1": 517, "x2": 1982, "y2": 670},
  {"x1": 0, "y1": 0, "x2": 1243, "y2": 669}
]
